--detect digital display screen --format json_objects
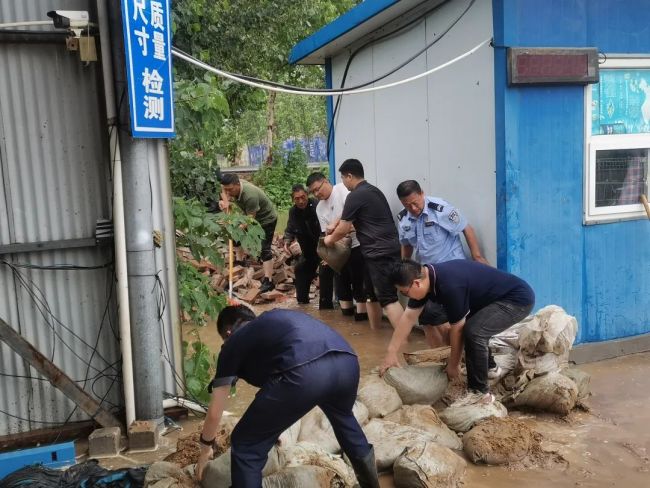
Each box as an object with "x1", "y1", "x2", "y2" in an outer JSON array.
[{"x1": 508, "y1": 48, "x2": 599, "y2": 85}]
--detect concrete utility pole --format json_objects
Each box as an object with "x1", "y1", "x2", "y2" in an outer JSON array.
[{"x1": 106, "y1": 5, "x2": 164, "y2": 426}]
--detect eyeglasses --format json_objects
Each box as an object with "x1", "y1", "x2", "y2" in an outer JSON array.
[{"x1": 310, "y1": 180, "x2": 325, "y2": 195}]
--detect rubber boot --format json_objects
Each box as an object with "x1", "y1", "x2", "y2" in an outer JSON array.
[{"x1": 349, "y1": 446, "x2": 380, "y2": 488}]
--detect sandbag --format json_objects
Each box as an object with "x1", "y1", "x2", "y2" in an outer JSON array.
[
  {"x1": 462, "y1": 417, "x2": 536, "y2": 465},
  {"x1": 280, "y1": 442, "x2": 356, "y2": 487},
  {"x1": 560, "y1": 368, "x2": 591, "y2": 400},
  {"x1": 393, "y1": 442, "x2": 466, "y2": 488},
  {"x1": 317, "y1": 237, "x2": 351, "y2": 273},
  {"x1": 201, "y1": 445, "x2": 283, "y2": 488},
  {"x1": 262, "y1": 465, "x2": 345, "y2": 488},
  {"x1": 145, "y1": 462, "x2": 194, "y2": 488},
  {"x1": 512, "y1": 372, "x2": 578, "y2": 415},
  {"x1": 403, "y1": 347, "x2": 450, "y2": 365},
  {"x1": 439, "y1": 401, "x2": 508, "y2": 433},
  {"x1": 383, "y1": 365, "x2": 448, "y2": 405},
  {"x1": 363, "y1": 419, "x2": 440, "y2": 470},
  {"x1": 277, "y1": 419, "x2": 301, "y2": 448},
  {"x1": 297, "y1": 402, "x2": 369, "y2": 453},
  {"x1": 384, "y1": 405, "x2": 461, "y2": 450},
  {"x1": 357, "y1": 374, "x2": 402, "y2": 419}
]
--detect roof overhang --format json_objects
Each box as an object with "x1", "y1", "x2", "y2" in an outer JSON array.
[{"x1": 290, "y1": 0, "x2": 440, "y2": 65}]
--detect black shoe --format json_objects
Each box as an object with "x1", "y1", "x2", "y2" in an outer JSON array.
[
  {"x1": 341, "y1": 307, "x2": 355, "y2": 316},
  {"x1": 349, "y1": 446, "x2": 379, "y2": 488},
  {"x1": 319, "y1": 301, "x2": 334, "y2": 310},
  {"x1": 259, "y1": 277, "x2": 275, "y2": 293},
  {"x1": 354, "y1": 312, "x2": 368, "y2": 322}
]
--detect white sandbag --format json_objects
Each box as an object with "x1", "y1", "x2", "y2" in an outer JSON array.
[
  {"x1": 560, "y1": 368, "x2": 591, "y2": 400},
  {"x1": 357, "y1": 374, "x2": 402, "y2": 419},
  {"x1": 512, "y1": 372, "x2": 578, "y2": 415},
  {"x1": 201, "y1": 445, "x2": 283, "y2": 488},
  {"x1": 297, "y1": 402, "x2": 369, "y2": 454},
  {"x1": 362, "y1": 419, "x2": 440, "y2": 470},
  {"x1": 280, "y1": 442, "x2": 356, "y2": 487},
  {"x1": 518, "y1": 305, "x2": 577, "y2": 357},
  {"x1": 393, "y1": 442, "x2": 466, "y2": 488},
  {"x1": 384, "y1": 405, "x2": 461, "y2": 450},
  {"x1": 383, "y1": 365, "x2": 448, "y2": 405},
  {"x1": 277, "y1": 419, "x2": 301, "y2": 448},
  {"x1": 262, "y1": 465, "x2": 345, "y2": 488},
  {"x1": 439, "y1": 401, "x2": 508, "y2": 433},
  {"x1": 462, "y1": 417, "x2": 535, "y2": 465},
  {"x1": 145, "y1": 462, "x2": 194, "y2": 488}
]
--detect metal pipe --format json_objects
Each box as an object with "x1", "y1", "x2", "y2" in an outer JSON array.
[
  {"x1": 0, "y1": 21, "x2": 52, "y2": 28},
  {"x1": 0, "y1": 30, "x2": 67, "y2": 43},
  {"x1": 96, "y1": 0, "x2": 136, "y2": 428}
]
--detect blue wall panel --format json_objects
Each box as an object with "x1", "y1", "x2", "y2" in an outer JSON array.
[{"x1": 494, "y1": 0, "x2": 650, "y2": 343}]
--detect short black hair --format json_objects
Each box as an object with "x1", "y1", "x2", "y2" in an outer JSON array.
[
  {"x1": 396, "y1": 180, "x2": 422, "y2": 199},
  {"x1": 389, "y1": 259, "x2": 424, "y2": 287},
  {"x1": 338, "y1": 159, "x2": 364, "y2": 178},
  {"x1": 220, "y1": 173, "x2": 240, "y2": 186},
  {"x1": 291, "y1": 184, "x2": 307, "y2": 195},
  {"x1": 216, "y1": 305, "x2": 256, "y2": 337},
  {"x1": 306, "y1": 172, "x2": 326, "y2": 187}
]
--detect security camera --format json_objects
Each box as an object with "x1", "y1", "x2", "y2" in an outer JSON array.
[{"x1": 47, "y1": 10, "x2": 90, "y2": 30}]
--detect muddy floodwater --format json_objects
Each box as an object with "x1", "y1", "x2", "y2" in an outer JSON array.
[{"x1": 181, "y1": 300, "x2": 650, "y2": 487}]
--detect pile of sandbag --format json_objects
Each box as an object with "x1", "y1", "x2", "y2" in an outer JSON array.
[{"x1": 490, "y1": 305, "x2": 591, "y2": 415}]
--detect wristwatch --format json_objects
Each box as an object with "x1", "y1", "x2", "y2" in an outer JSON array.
[{"x1": 199, "y1": 433, "x2": 215, "y2": 447}]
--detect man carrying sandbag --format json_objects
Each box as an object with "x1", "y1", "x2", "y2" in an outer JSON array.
[
  {"x1": 196, "y1": 304, "x2": 380, "y2": 488},
  {"x1": 380, "y1": 259, "x2": 534, "y2": 406},
  {"x1": 307, "y1": 171, "x2": 369, "y2": 321}
]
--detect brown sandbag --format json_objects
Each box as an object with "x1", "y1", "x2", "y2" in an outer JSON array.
[
  {"x1": 297, "y1": 402, "x2": 369, "y2": 453},
  {"x1": 383, "y1": 364, "x2": 448, "y2": 405},
  {"x1": 393, "y1": 442, "x2": 466, "y2": 488},
  {"x1": 363, "y1": 419, "x2": 440, "y2": 471},
  {"x1": 317, "y1": 237, "x2": 351, "y2": 273},
  {"x1": 277, "y1": 419, "x2": 301, "y2": 448},
  {"x1": 462, "y1": 417, "x2": 535, "y2": 465},
  {"x1": 357, "y1": 374, "x2": 402, "y2": 419},
  {"x1": 403, "y1": 347, "x2": 451, "y2": 365},
  {"x1": 279, "y1": 442, "x2": 356, "y2": 486},
  {"x1": 439, "y1": 401, "x2": 508, "y2": 433},
  {"x1": 512, "y1": 372, "x2": 578, "y2": 415},
  {"x1": 262, "y1": 465, "x2": 345, "y2": 488},
  {"x1": 384, "y1": 405, "x2": 461, "y2": 450}
]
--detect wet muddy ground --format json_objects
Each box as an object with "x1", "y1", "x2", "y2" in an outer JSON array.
[{"x1": 99, "y1": 299, "x2": 650, "y2": 487}]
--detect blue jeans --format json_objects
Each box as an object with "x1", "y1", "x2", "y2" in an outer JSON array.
[
  {"x1": 230, "y1": 352, "x2": 371, "y2": 487},
  {"x1": 464, "y1": 301, "x2": 533, "y2": 393}
]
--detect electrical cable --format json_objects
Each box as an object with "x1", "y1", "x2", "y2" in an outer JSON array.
[{"x1": 1, "y1": 261, "x2": 113, "y2": 270}]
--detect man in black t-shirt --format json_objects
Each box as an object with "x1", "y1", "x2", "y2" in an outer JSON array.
[
  {"x1": 324, "y1": 159, "x2": 402, "y2": 329},
  {"x1": 380, "y1": 259, "x2": 535, "y2": 406}
]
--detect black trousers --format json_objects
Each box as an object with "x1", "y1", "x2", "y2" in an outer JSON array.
[
  {"x1": 294, "y1": 254, "x2": 334, "y2": 306},
  {"x1": 464, "y1": 301, "x2": 533, "y2": 393},
  {"x1": 336, "y1": 247, "x2": 367, "y2": 303},
  {"x1": 230, "y1": 352, "x2": 371, "y2": 487}
]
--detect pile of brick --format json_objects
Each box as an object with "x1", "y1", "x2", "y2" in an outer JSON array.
[{"x1": 177, "y1": 236, "x2": 305, "y2": 305}]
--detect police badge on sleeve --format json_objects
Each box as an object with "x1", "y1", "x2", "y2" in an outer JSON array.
[{"x1": 448, "y1": 210, "x2": 460, "y2": 224}]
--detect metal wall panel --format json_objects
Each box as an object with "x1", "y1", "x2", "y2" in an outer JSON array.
[
  {"x1": 0, "y1": 0, "x2": 120, "y2": 435},
  {"x1": 331, "y1": 0, "x2": 497, "y2": 262}
]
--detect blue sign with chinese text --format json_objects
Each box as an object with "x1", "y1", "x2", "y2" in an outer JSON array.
[{"x1": 121, "y1": 0, "x2": 175, "y2": 138}]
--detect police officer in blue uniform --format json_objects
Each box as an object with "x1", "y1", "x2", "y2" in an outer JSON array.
[
  {"x1": 196, "y1": 305, "x2": 379, "y2": 488},
  {"x1": 396, "y1": 180, "x2": 489, "y2": 348}
]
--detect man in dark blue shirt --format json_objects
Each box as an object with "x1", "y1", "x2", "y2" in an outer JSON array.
[
  {"x1": 196, "y1": 305, "x2": 379, "y2": 487},
  {"x1": 380, "y1": 259, "x2": 534, "y2": 405}
]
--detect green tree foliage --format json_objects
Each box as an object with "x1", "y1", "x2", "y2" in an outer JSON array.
[{"x1": 252, "y1": 148, "x2": 312, "y2": 211}]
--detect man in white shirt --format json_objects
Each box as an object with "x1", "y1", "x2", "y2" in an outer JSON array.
[{"x1": 307, "y1": 172, "x2": 368, "y2": 321}]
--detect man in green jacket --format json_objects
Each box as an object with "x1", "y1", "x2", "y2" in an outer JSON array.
[{"x1": 219, "y1": 173, "x2": 278, "y2": 292}]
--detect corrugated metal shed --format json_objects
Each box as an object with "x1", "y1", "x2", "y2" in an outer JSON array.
[{"x1": 0, "y1": 0, "x2": 180, "y2": 436}]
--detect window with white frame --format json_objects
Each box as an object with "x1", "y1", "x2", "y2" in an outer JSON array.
[{"x1": 584, "y1": 58, "x2": 650, "y2": 223}]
